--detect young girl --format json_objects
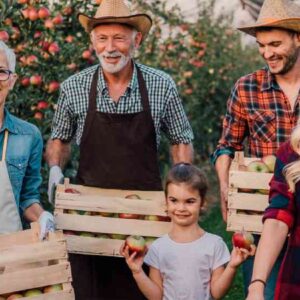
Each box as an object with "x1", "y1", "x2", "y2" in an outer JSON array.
[{"x1": 120, "y1": 163, "x2": 255, "y2": 300}]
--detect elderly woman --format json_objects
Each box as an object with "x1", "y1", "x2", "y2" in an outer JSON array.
[
  {"x1": 0, "y1": 41, "x2": 53, "y2": 239},
  {"x1": 247, "y1": 124, "x2": 300, "y2": 300}
]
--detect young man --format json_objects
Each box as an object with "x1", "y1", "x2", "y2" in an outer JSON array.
[
  {"x1": 212, "y1": 0, "x2": 300, "y2": 298},
  {"x1": 45, "y1": 0, "x2": 193, "y2": 299}
]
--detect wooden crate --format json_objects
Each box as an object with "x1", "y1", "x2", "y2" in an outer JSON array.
[
  {"x1": 54, "y1": 180, "x2": 172, "y2": 256},
  {"x1": 0, "y1": 223, "x2": 74, "y2": 299},
  {"x1": 227, "y1": 152, "x2": 273, "y2": 234}
]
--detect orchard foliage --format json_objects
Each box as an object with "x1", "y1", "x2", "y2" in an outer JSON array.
[{"x1": 0, "y1": 0, "x2": 261, "y2": 205}]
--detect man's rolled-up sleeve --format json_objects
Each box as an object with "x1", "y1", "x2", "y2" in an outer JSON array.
[{"x1": 211, "y1": 82, "x2": 248, "y2": 165}]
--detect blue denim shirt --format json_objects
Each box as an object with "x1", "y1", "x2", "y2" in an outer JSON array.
[{"x1": 0, "y1": 108, "x2": 42, "y2": 213}]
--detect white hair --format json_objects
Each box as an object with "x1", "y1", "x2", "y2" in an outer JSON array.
[{"x1": 0, "y1": 41, "x2": 16, "y2": 72}]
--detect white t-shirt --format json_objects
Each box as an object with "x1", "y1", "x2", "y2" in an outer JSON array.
[{"x1": 144, "y1": 232, "x2": 230, "y2": 300}]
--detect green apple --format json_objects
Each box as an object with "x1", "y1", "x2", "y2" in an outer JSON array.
[
  {"x1": 144, "y1": 236, "x2": 157, "y2": 247},
  {"x1": 125, "y1": 235, "x2": 146, "y2": 255},
  {"x1": 247, "y1": 160, "x2": 269, "y2": 173},
  {"x1": 79, "y1": 232, "x2": 95, "y2": 237},
  {"x1": 43, "y1": 284, "x2": 63, "y2": 293},
  {"x1": 95, "y1": 233, "x2": 110, "y2": 239},
  {"x1": 110, "y1": 233, "x2": 127, "y2": 240},
  {"x1": 6, "y1": 294, "x2": 23, "y2": 300},
  {"x1": 262, "y1": 155, "x2": 276, "y2": 173},
  {"x1": 24, "y1": 289, "x2": 43, "y2": 297}
]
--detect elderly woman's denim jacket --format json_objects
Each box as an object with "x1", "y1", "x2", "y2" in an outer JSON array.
[{"x1": 0, "y1": 108, "x2": 42, "y2": 213}]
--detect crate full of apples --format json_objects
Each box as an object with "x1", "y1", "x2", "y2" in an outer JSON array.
[
  {"x1": 227, "y1": 152, "x2": 275, "y2": 234},
  {"x1": 0, "y1": 223, "x2": 74, "y2": 300},
  {"x1": 54, "y1": 180, "x2": 172, "y2": 256}
]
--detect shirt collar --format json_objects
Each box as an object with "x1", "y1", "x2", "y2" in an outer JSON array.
[
  {"x1": 98, "y1": 61, "x2": 139, "y2": 95},
  {"x1": 0, "y1": 108, "x2": 17, "y2": 134},
  {"x1": 261, "y1": 67, "x2": 281, "y2": 91}
]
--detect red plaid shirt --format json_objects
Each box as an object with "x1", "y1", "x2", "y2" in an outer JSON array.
[
  {"x1": 212, "y1": 68, "x2": 300, "y2": 162},
  {"x1": 263, "y1": 142, "x2": 300, "y2": 300}
]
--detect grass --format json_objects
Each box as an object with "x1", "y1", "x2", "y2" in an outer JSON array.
[{"x1": 199, "y1": 162, "x2": 245, "y2": 299}]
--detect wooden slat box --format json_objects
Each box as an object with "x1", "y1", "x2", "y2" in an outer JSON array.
[
  {"x1": 0, "y1": 223, "x2": 74, "y2": 299},
  {"x1": 227, "y1": 152, "x2": 273, "y2": 234},
  {"x1": 54, "y1": 181, "x2": 172, "y2": 256}
]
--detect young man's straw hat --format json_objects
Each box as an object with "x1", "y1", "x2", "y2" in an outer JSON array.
[
  {"x1": 238, "y1": 0, "x2": 300, "y2": 36},
  {"x1": 78, "y1": 0, "x2": 152, "y2": 41}
]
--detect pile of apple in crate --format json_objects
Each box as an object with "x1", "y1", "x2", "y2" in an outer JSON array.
[
  {"x1": 227, "y1": 152, "x2": 275, "y2": 234},
  {"x1": 54, "y1": 180, "x2": 172, "y2": 256},
  {"x1": 0, "y1": 223, "x2": 74, "y2": 300}
]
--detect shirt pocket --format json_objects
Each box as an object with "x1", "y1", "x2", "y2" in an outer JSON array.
[
  {"x1": 249, "y1": 110, "x2": 276, "y2": 142},
  {"x1": 6, "y1": 158, "x2": 28, "y2": 195}
]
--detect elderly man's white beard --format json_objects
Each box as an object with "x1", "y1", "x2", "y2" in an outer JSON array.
[{"x1": 98, "y1": 50, "x2": 132, "y2": 74}]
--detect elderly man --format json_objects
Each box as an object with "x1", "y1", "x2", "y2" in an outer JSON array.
[
  {"x1": 45, "y1": 0, "x2": 193, "y2": 298},
  {"x1": 0, "y1": 41, "x2": 54, "y2": 239},
  {"x1": 212, "y1": 0, "x2": 300, "y2": 298}
]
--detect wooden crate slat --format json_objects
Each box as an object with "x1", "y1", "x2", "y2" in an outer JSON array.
[
  {"x1": 65, "y1": 235, "x2": 124, "y2": 256},
  {"x1": 0, "y1": 262, "x2": 72, "y2": 294},
  {"x1": 55, "y1": 213, "x2": 171, "y2": 236},
  {"x1": 0, "y1": 240, "x2": 67, "y2": 268},
  {"x1": 56, "y1": 183, "x2": 164, "y2": 201},
  {"x1": 55, "y1": 196, "x2": 167, "y2": 215},
  {"x1": 229, "y1": 171, "x2": 273, "y2": 189},
  {"x1": 227, "y1": 213, "x2": 263, "y2": 233},
  {"x1": 228, "y1": 192, "x2": 269, "y2": 211}
]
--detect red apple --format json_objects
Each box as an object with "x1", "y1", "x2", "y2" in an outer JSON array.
[
  {"x1": 20, "y1": 77, "x2": 30, "y2": 87},
  {"x1": 63, "y1": 6, "x2": 73, "y2": 15},
  {"x1": 52, "y1": 14, "x2": 63, "y2": 25},
  {"x1": 26, "y1": 55, "x2": 38, "y2": 65},
  {"x1": 65, "y1": 188, "x2": 80, "y2": 194},
  {"x1": 65, "y1": 35, "x2": 74, "y2": 43},
  {"x1": 24, "y1": 289, "x2": 43, "y2": 297},
  {"x1": 38, "y1": 7, "x2": 50, "y2": 19},
  {"x1": 28, "y1": 7, "x2": 39, "y2": 21},
  {"x1": 118, "y1": 213, "x2": 141, "y2": 219},
  {"x1": 18, "y1": 0, "x2": 28, "y2": 3},
  {"x1": 30, "y1": 75, "x2": 42, "y2": 85},
  {"x1": 47, "y1": 81, "x2": 60, "y2": 93},
  {"x1": 82, "y1": 50, "x2": 92, "y2": 59},
  {"x1": 67, "y1": 62, "x2": 77, "y2": 70},
  {"x1": 232, "y1": 231, "x2": 254, "y2": 251},
  {"x1": 34, "y1": 111, "x2": 43, "y2": 120},
  {"x1": 262, "y1": 155, "x2": 276, "y2": 173},
  {"x1": 39, "y1": 40, "x2": 50, "y2": 51},
  {"x1": 21, "y1": 8, "x2": 29, "y2": 19},
  {"x1": 0, "y1": 31, "x2": 9, "y2": 42},
  {"x1": 125, "y1": 235, "x2": 146, "y2": 255},
  {"x1": 43, "y1": 284, "x2": 63, "y2": 293},
  {"x1": 63, "y1": 230, "x2": 77, "y2": 235},
  {"x1": 34, "y1": 31, "x2": 43, "y2": 39},
  {"x1": 247, "y1": 160, "x2": 269, "y2": 173},
  {"x1": 11, "y1": 27, "x2": 20, "y2": 40},
  {"x1": 48, "y1": 42, "x2": 60, "y2": 55},
  {"x1": 95, "y1": 0, "x2": 102, "y2": 4},
  {"x1": 37, "y1": 101, "x2": 49, "y2": 110},
  {"x1": 44, "y1": 19, "x2": 54, "y2": 29}
]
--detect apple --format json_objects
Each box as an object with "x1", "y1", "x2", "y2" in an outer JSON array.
[
  {"x1": 110, "y1": 233, "x2": 127, "y2": 240},
  {"x1": 6, "y1": 294, "x2": 23, "y2": 300},
  {"x1": 34, "y1": 112, "x2": 43, "y2": 120},
  {"x1": 20, "y1": 77, "x2": 30, "y2": 87},
  {"x1": 80, "y1": 232, "x2": 95, "y2": 237},
  {"x1": 30, "y1": 75, "x2": 42, "y2": 85},
  {"x1": 24, "y1": 289, "x2": 43, "y2": 297},
  {"x1": 28, "y1": 8, "x2": 39, "y2": 21},
  {"x1": 256, "y1": 189, "x2": 269, "y2": 195},
  {"x1": 144, "y1": 215, "x2": 160, "y2": 221},
  {"x1": 18, "y1": 0, "x2": 28, "y2": 3},
  {"x1": 63, "y1": 230, "x2": 77, "y2": 235},
  {"x1": 39, "y1": 40, "x2": 50, "y2": 51},
  {"x1": 82, "y1": 50, "x2": 92, "y2": 60},
  {"x1": 262, "y1": 155, "x2": 276, "y2": 173},
  {"x1": 37, "y1": 101, "x2": 49, "y2": 110},
  {"x1": 232, "y1": 231, "x2": 254, "y2": 251},
  {"x1": 118, "y1": 213, "x2": 141, "y2": 219},
  {"x1": 21, "y1": 8, "x2": 29, "y2": 19},
  {"x1": 48, "y1": 42, "x2": 60, "y2": 55},
  {"x1": 67, "y1": 63, "x2": 77, "y2": 70},
  {"x1": 63, "y1": 6, "x2": 73, "y2": 15},
  {"x1": 238, "y1": 188, "x2": 255, "y2": 193},
  {"x1": 99, "y1": 212, "x2": 114, "y2": 217},
  {"x1": 52, "y1": 14, "x2": 63, "y2": 25},
  {"x1": 65, "y1": 187, "x2": 81, "y2": 194},
  {"x1": 125, "y1": 235, "x2": 146, "y2": 255},
  {"x1": 65, "y1": 35, "x2": 74, "y2": 43},
  {"x1": 26, "y1": 55, "x2": 38, "y2": 65},
  {"x1": 48, "y1": 81, "x2": 60, "y2": 93},
  {"x1": 43, "y1": 284, "x2": 63, "y2": 293},
  {"x1": 144, "y1": 236, "x2": 156, "y2": 247},
  {"x1": 38, "y1": 7, "x2": 50, "y2": 19},
  {"x1": 96, "y1": 233, "x2": 110, "y2": 239},
  {"x1": 247, "y1": 160, "x2": 269, "y2": 173},
  {"x1": 44, "y1": 19, "x2": 54, "y2": 30},
  {"x1": 34, "y1": 31, "x2": 43, "y2": 39},
  {"x1": 0, "y1": 31, "x2": 9, "y2": 42},
  {"x1": 11, "y1": 27, "x2": 20, "y2": 40}
]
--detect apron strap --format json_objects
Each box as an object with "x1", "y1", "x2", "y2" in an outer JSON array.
[
  {"x1": 136, "y1": 65, "x2": 151, "y2": 112},
  {"x1": 1, "y1": 130, "x2": 8, "y2": 162}
]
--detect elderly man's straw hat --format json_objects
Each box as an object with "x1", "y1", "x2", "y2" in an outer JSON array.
[
  {"x1": 237, "y1": 0, "x2": 300, "y2": 36},
  {"x1": 78, "y1": 0, "x2": 152, "y2": 40}
]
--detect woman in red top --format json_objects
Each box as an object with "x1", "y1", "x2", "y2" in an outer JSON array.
[{"x1": 247, "y1": 124, "x2": 300, "y2": 300}]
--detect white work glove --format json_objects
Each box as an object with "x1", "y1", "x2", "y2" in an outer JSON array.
[
  {"x1": 48, "y1": 165, "x2": 64, "y2": 204},
  {"x1": 38, "y1": 211, "x2": 55, "y2": 240}
]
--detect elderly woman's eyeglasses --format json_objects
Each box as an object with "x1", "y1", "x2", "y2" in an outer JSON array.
[{"x1": 0, "y1": 69, "x2": 12, "y2": 81}]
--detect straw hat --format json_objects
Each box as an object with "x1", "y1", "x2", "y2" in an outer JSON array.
[
  {"x1": 237, "y1": 0, "x2": 300, "y2": 36},
  {"x1": 78, "y1": 0, "x2": 152, "y2": 41}
]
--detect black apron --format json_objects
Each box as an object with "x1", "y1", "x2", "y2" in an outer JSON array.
[{"x1": 70, "y1": 65, "x2": 162, "y2": 300}]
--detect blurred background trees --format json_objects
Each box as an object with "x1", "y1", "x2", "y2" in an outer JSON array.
[{"x1": 0, "y1": 0, "x2": 262, "y2": 204}]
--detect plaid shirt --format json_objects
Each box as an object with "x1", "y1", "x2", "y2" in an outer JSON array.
[
  {"x1": 51, "y1": 63, "x2": 193, "y2": 146},
  {"x1": 212, "y1": 67, "x2": 300, "y2": 162},
  {"x1": 263, "y1": 142, "x2": 300, "y2": 300}
]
